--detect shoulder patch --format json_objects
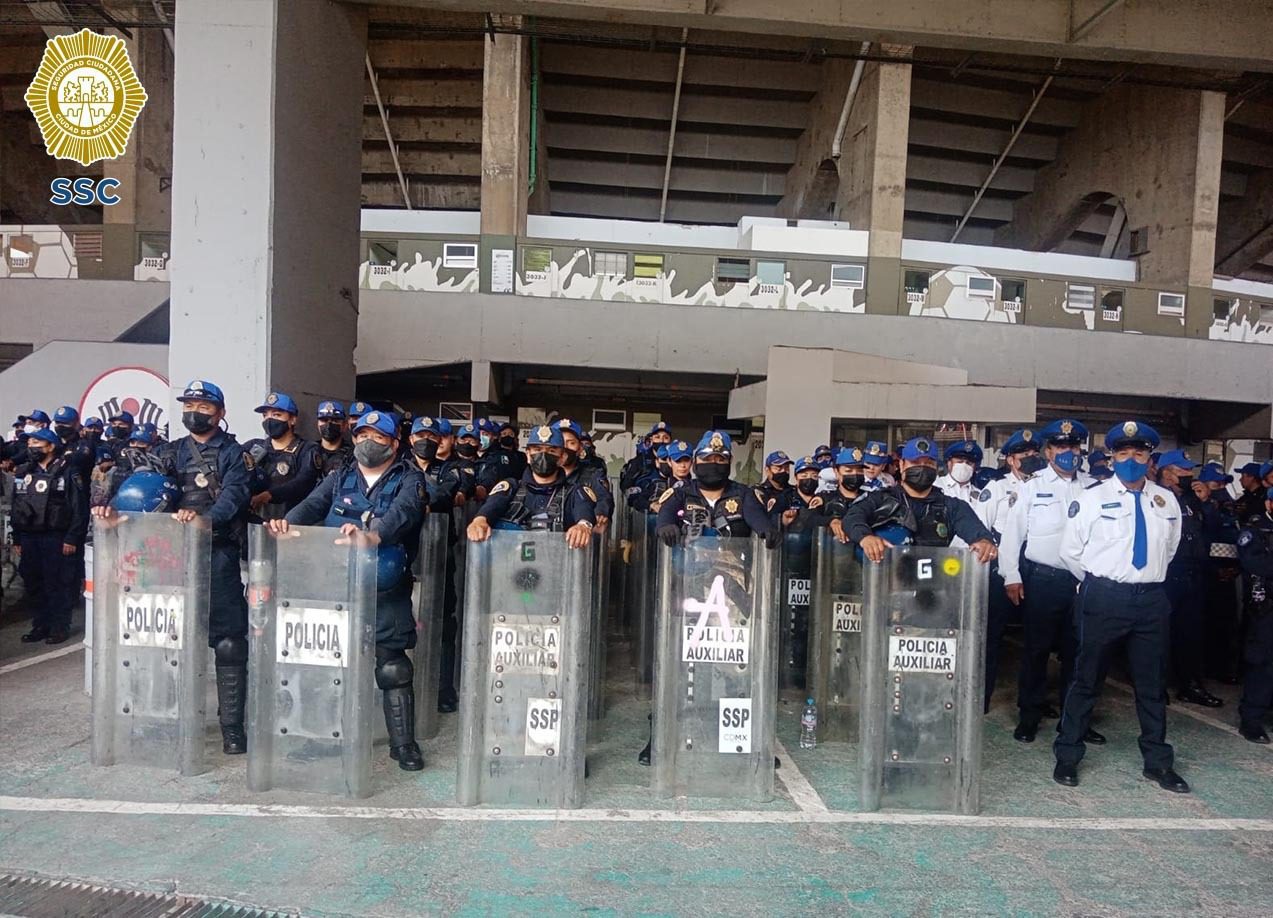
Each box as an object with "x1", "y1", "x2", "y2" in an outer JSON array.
[
  {"x1": 979, "y1": 489, "x2": 992, "y2": 502},
  {"x1": 242, "y1": 453, "x2": 255, "y2": 471},
  {"x1": 1068, "y1": 500, "x2": 1080, "y2": 518},
  {"x1": 658, "y1": 488, "x2": 675, "y2": 504},
  {"x1": 583, "y1": 485, "x2": 597, "y2": 502},
  {"x1": 1007, "y1": 492, "x2": 1018, "y2": 507},
  {"x1": 462, "y1": 466, "x2": 475, "y2": 475},
  {"x1": 490, "y1": 480, "x2": 510, "y2": 495},
  {"x1": 1238, "y1": 530, "x2": 1254, "y2": 547},
  {"x1": 766, "y1": 498, "x2": 777, "y2": 512}
]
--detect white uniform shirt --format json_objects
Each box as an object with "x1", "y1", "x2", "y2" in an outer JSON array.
[
  {"x1": 861, "y1": 470, "x2": 894, "y2": 492},
  {"x1": 976, "y1": 471, "x2": 1031, "y2": 535},
  {"x1": 816, "y1": 466, "x2": 838, "y2": 495},
  {"x1": 1059, "y1": 477, "x2": 1182, "y2": 584},
  {"x1": 999, "y1": 466, "x2": 1091, "y2": 584},
  {"x1": 935, "y1": 475, "x2": 991, "y2": 542}
]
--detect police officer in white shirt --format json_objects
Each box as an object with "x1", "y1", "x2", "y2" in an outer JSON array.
[
  {"x1": 999, "y1": 419, "x2": 1101, "y2": 744},
  {"x1": 860, "y1": 440, "x2": 893, "y2": 492},
  {"x1": 1053, "y1": 421, "x2": 1187, "y2": 793},
  {"x1": 936, "y1": 440, "x2": 986, "y2": 511}
]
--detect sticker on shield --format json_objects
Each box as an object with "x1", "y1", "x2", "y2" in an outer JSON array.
[
  {"x1": 719, "y1": 698, "x2": 753, "y2": 754},
  {"x1": 524, "y1": 697, "x2": 562, "y2": 757},
  {"x1": 276, "y1": 606, "x2": 348, "y2": 667},
  {"x1": 887, "y1": 635, "x2": 957, "y2": 674},
  {"x1": 682, "y1": 575, "x2": 749, "y2": 664},
  {"x1": 119, "y1": 592, "x2": 184, "y2": 648},
  {"x1": 831, "y1": 596, "x2": 862, "y2": 634},
  {"x1": 491, "y1": 622, "x2": 560, "y2": 674},
  {"x1": 787, "y1": 577, "x2": 810, "y2": 607}
]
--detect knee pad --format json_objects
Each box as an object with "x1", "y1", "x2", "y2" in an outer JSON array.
[
  {"x1": 213, "y1": 635, "x2": 248, "y2": 666},
  {"x1": 374, "y1": 647, "x2": 413, "y2": 690}
]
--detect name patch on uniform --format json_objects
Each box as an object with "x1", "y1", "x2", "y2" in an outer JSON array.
[
  {"x1": 119, "y1": 593, "x2": 184, "y2": 649},
  {"x1": 1101, "y1": 502, "x2": 1121, "y2": 509},
  {"x1": 1037, "y1": 492, "x2": 1053, "y2": 498},
  {"x1": 832, "y1": 596, "x2": 862, "y2": 633},
  {"x1": 524, "y1": 698, "x2": 562, "y2": 757},
  {"x1": 491, "y1": 623, "x2": 559, "y2": 674},
  {"x1": 277, "y1": 606, "x2": 347, "y2": 667},
  {"x1": 888, "y1": 635, "x2": 956, "y2": 674},
  {"x1": 1068, "y1": 501, "x2": 1081, "y2": 518}
]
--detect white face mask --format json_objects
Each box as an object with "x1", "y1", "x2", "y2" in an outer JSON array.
[
  {"x1": 949, "y1": 462, "x2": 975, "y2": 484},
  {"x1": 23, "y1": 424, "x2": 38, "y2": 435}
]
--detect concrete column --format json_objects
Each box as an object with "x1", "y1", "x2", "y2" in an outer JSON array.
[
  {"x1": 996, "y1": 85, "x2": 1224, "y2": 336},
  {"x1": 168, "y1": 0, "x2": 367, "y2": 435},
  {"x1": 480, "y1": 20, "x2": 530, "y2": 237},
  {"x1": 1215, "y1": 167, "x2": 1273, "y2": 277}
]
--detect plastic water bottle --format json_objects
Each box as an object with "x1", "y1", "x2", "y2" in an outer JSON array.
[{"x1": 799, "y1": 697, "x2": 818, "y2": 749}]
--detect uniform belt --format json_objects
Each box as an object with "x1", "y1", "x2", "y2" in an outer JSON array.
[
  {"x1": 1087, "y1": 575, "x2": 1163, "y2": 595},
  {"x1": 1029, "y1": 561, "x2": 1074, "y2": 579}
]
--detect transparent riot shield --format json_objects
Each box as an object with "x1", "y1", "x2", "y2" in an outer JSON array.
[
  {"x1": 632, "y1": 511, "x2": 658, "y2": 686},
  {"x1": 246, "y1": 525, "x2": 377, "y2": 798},
  {"x1": 449, "y1": 500, "x2": 479, "y2": 697},
  {"x1": 859, "y1": 546, "x2": 988, "y2": 815},
  {"x1": 587, "y1": 531, "x2": 610, "y2": 722},
  {"x1": 652, "y1": 534, "x2": 778, "y2": 800},
  {"x1": 90, "y1": 514, "x2": 211, "y2": 776},
  {"x1": 778, "y1": 528, "x2": 814, "y2": 692},
  {"x1": 808, "y1": 530, "x2": 865, "y2": 742},
  {"x1": 457, "y1": 530, "x2": 593, "y2": 807}
]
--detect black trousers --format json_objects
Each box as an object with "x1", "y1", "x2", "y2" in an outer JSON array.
[
  {"x1": 208, "y1": 540, "x2": 248, "y2": 647},
  {"x1": 1165, "y1": 565, "x2": 1205, "y2": 689},
  {"x1": 18, "y1": 531, "x2": 77, "y2": 630},
  {"x1": 1017, "y1": 562, "x2": 1079, "y2": 725},
  {"x1": 1204, "y1": 566, "x2": 1241, "y2": 680},
  {"x1": 1055, "y1": 577, "x2": 1173, "y2": 770},
  {"x1": 1239, "y1": 609, "x2": 1273, "y2": 731},
  {"x1": 984, "y1": 561, "x2": 1011, "y2": 713}
]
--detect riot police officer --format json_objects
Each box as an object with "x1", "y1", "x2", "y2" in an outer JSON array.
[
  {"x1": 620, "y1": 422, "x2": 673, "y2": 492},
  {"x1": 755, "y1": 450, "x2": 793, "y2": 513},
  {"x1": 315, "y1": 400, "x2": 351, "y2": 478},
  {"x1": 627, "y1": 444, "x2": 671, "y2": 513},
  {"x1": 554, "y1": 418, "x2": 614, "y2": 529},
  {"x1": 275, "y1": 410, "x2": 431, "y2": 770},
  {"x1": 1236, "y1": 487, "x2": 1273, "y2": 744},
  {"x1": 1199, "y1": 462, "x2": 1242, "y2": 684},
  {"x1": 13, "y1": 429, "x2": 88, "y2": 644},
  {"x1": 646, "y1": 440, "x2": 693, "y2": 511},
  {"x1": 467, "y1": 425, "x2": 596, "y2": 546},
  {"x1": 491, "y1": 421, "x2": 528, "y2": 481},
  {"x1": 51, "y1": 406, "x2": 94, "y2": 480},
  {"x1": 655, "y1": 431, "x2": 777, "y2": 545},
  {"x1": 105, "y1": 410, "x2": 134, "y2": 455},
  {"x1": 244, "y1": 392, "x2": 320, "y2": 521},
  {"x1": 578, "y1": 431, "x2": 608, "y2": 478},
  {"x1": 775, "y1": 456, "x2": 829, "y2": 531},
  {"x1": 823, "y1": 445, "x2": 867, "y2": 539},
  {"x1": 860, "y1": 440, "x2": 893, "y2": 492},
  {"x1": 1235, "y1": 463, "x2": 1267, "y2": 521}
]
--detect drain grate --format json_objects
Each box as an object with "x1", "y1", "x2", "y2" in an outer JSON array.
[{"x1": 0, "y1": 874, "x2": 294, "y2": 917}]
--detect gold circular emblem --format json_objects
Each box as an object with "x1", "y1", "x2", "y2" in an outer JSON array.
[
  {"x1": 194, "y1": 472, "x2": 209, "y2": 488},
  {"x1": 267, "y1": 394, "x2": 278, "y2": 405},
  {"x1": 25, "y1": 29, "x2": 147, "y2": 167},
  {"x1": 1123, "y1": 421, "x2": 1138, "y2": 437},
  {"x1": 1022, "y1": 430, "x2": 1033, "y2": 442},
  {"x1": 537, "y1": 425, "x2": 552, "y2": 439},
  {"x1": 1060, "y1": 421, "x2": 1073, "y2": 435},
  {"x1": 421, "y1": 416, "x2": 432, "y2": 427},
  {"x1": 1153, "y1": 494, "x2": 1166, "y2": 507},
  {"x1": 709, "y1": 432, "x2": 724, "y2": 449},
  {"x1": 559, "y1": 418, "x2": 572, "y2": 428},
  {"x1": 276, "y1": 462, "x2": 289, "y2": 476},
  {"x1": 852, "y1": 449, "x2": 862, "y2": 462},
  {"x1": 366, "y1": 412, "x2": 380, "y2": 424},
  {"x1": 35, "y1": 479, "x2": 48, "y2": 493}
]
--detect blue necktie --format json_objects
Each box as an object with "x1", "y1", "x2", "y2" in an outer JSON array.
[{"x1": 1132, "y1": 491, "x2": 1147, "y2": 570}]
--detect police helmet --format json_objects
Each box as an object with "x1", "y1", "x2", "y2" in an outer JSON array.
[
  {"x1": 377, "y1": 543, "x2": 409, "y2": 592},
  {"x1": 113, "y1": 470, "x2": 181, "y2": 513}
]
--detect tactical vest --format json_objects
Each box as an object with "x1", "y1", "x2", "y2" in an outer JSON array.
[
  {"x1": 680, "y1": 484, "x2": 751, "y2": 537},
  {"x1": 250, "y1": 437, "x2": 305, "y2": 490},
  {"x1": 318, "y1": 443, "x2": 351, "y2": 479},
  {"x1": 12, "y1": 458, "x2": 71, "y2": 532},
  {"x1": 502, "y1": 480, "x2": 567, "y2": 531},
  {"x1": 323, "y1": 462, "x2": 407, "y2": 529},
  {"x1": 874, "y1": 488, "x2": 953, "y2": 547},
  {"x1": 177, "y1": 437, "x2": 225, "y2": 514},
  {"x1": 1172, "y1": 493, "x2": 1209, "y2": 566},
  {"x1": 1244, "y1": 521, "x2": 1273, "y2": 617}
]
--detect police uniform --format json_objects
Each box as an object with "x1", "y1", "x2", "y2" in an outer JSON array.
[
  {"x1": 755, "y1": 450, "x2": 793, "y2": 516},
  {"x1": 1199, "y1": 463, "x2": 1243, "y2": 683},
  {"x1": 476, "y1": 426, "x2": 597, "y2": 531},
  {"x1": 628, "y1": 444, "x2": 671, "y2": 513},
  {"x1": 774, "y1": 455, "x2": 831, "y2": 533},
  {"x1": 655, "y1": 431, "x2": 777, "y2": 543},
  {"x1": 493, "y1": 423, "x2": 529, "y2": 481},
  {"x1": 13, "y1": 429, "x2": 88, "y2": 644},
  {"x1": 286, "y1": 409, "x2": 430, "y2": 768},
  {"x1": 998, "y1": 419, "x2": 1092, "y2": 739},
  {"x1": 935, "y1": 440, "x2": 987, "y2": 517},
  {"x1": 1053, "y1": 421, "x2": 1187, "y2": 792},
  {"x1": 646, "y1": 441, "x2": 694, "y2": 513},
  {"x1": 315, "y1": 400, "x2": 352, "y2": 479},
  {"x1": 51, "y1": 406, "x2": 94, "y2": 482},
  {"x1": 1236, "y1": 490, "x2": 1273, "y2": 744},
  {"x1": 243, "y1": 392, "x2": 321, "y2": 522},
  {"x1": 818, "y1": 446, "x2": 867, "y2": 520},
  {"x1": 859, "y1": 440, "x2": 894, "y2": 492},
  {"x1": 104, "y1": 409, "x2": 135, "y2": 459},
  {"x1": 554, "y1": 419, "x2": 615, "y2": 521}
]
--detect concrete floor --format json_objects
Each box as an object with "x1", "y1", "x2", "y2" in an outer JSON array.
[{"x1": 1, "y1": 605, "x2": 1272, "y2": 916}]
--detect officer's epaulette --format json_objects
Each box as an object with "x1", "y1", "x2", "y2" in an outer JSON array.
[{"x1": 1084, "y1": 481, "x2": 1102, "y2": 490}]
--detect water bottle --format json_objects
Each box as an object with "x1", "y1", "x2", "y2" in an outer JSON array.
[{"x1": 799, "y1": 697, "x2": 818, "y2": 749}]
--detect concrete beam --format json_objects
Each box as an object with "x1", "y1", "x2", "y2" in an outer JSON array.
[
  {"x1": 545, "y1": 156, "x2": 785, "y2": 197},
  {"x1": 362, "y1": 148, "x2": 481, "y2": 176},
  {"x1": 540, "y1": 82, "x2": 811, "y2": 130},
  {"x1": 368, "y1": 39, "x2": 484, "y2": 71},
  {"x1": 546, "y1": 187, "x2": 774, "y2": 223},
  {"x1": 910, "y1": 77, "x2": 1083, "y2": 129},
  {"x1": 480, "y1": 23, "x2": 529, "y2": 236},
  {"x1": 545, "y1": 120, "x2": 797, "y2": 163},
  {"x1": 1215, "y1": 168, "x2": 1273, "y2": 276},
  {"x1": 907, "y1": 117, "x2": 1058, "y2": 162},
  {"x1": 538, "y1": 44, "x2": 820, "y2": 93},
  {"x1": 361, "y1": 179, "x2": 480, "y2": 209}
]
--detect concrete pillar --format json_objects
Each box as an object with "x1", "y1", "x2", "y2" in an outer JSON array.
[
  {"x1": 996, "y1": 84, "x2": 1224, "y2": 336},
  {"x1": 168, "y1": 0, "x2": 367, "y2": 435},
  {"x1": 480, "y1": 20, "x2": 530, "y2": 237},
  {"x1": 1215, "y1": 168, "x2": 1273, "y2": 277},
  {"x1": 760, "y1": 348, "x2": 837, "y2": 462}
]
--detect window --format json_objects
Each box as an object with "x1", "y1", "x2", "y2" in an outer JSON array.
[
  {"x1": 1101, "y1": 288, "x2": 1124, "y2": 321},
  {"x1": 1157, "y1": 292, "x2": 1185, "y2": 317},
  {"x1": 756, "y1": 260, "x2": 785, "y2": 286},
  {"x1": 439, "y1": 402, "x2": 472, "y2": 422},
  {"x1": 1213, "y1": 297, "x2": 1234, "y2": 322},
  {"x1": 594, "y1": 250, "x2": 627, "y2": 278},
  {"x1": 443, "y1": 243, "x2": 477, "y2": 269},
  {"x1": 72, "y1": 232, "x2": 103, "y2": 260},
  {"x1": 1001, "y1": 278, "x2": 1026, "y2": 312},
  {"x1": 592, "y1": 409, "x2": 627, "y2": 432},
  {"x1": 1067, "y1": 283, "x2": 1095, "y2": 309},
  {"x1": 522, "y1": 246, "x2": 552, "y2": 274},
  {"x1": 830, "y1": 263, "x2": 865, "y2": 290},
  {"x1": 633, "y1": 253, "x2": 664, "y2": 278},
  {"x1": 369, "y1": 241, "x2": 396, "y2": 266},
  {"x1": 904, "y1": 270, "x2": 930, "y2": 305},
  {"x1": 966, "y1": 275, "x2": 996, "y2": 298},
  {"x1": 715, "y1": 257, "x2": 751, "y2": 284}
]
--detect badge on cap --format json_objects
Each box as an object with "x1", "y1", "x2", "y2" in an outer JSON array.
[
  {"x1": 869, "y1": 443, "x2": 882, "y2": 455},
  {"x1": 852, "y1": 448, "x2": 862, "y2": 462},
  {"x1": 191, "y1": 380, "x2": 204, "y2": 390},
  {"x1": 366, "y1": 412, "x2": 380, "y2": 424},
  {"x1": 1022, "y1": 430, "x2": 1033, "y2": 442},
  {"x1": 560, "y1": 418, "x2": 572, "y2": 427},
  {"x1": 1060, "y1": 421, "x2": 1073, "y2": 435},
  {"x1": 1123, "y1": 421, "x2": 1138, "y2": 437},
  {"x1": 537, "y1": 425, "x2": 552, "y2": 439},
  {"x1": 916, "y1": 439, "x2": 931, "y2": 453},
  {"x1": 422, "y1": 416, "x2": 432, "y2": 427},
  {"x1": 267, "y1": 394, "x2": 278, "y2": 405},
  {"x1": 709, "y1": 432, "x2": 724, "y2": 450},
  {"x1": 965, "y1": 441, "x2": 974, "y2": 451}
]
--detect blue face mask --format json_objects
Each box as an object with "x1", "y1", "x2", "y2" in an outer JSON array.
[
  {"x1": 1113, "y1": 457, "x2": 1149, "y2": 483},
  {"x1": 1053, "y1": 451, "x2": 1081, "y2": 473}
]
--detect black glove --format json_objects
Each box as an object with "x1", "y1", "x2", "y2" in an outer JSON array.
[
  {"x1": 763, "y1": 529, "x2": 782, "y2": 550},
  {"x1": 657, "y1": 524, "x2": 681, "y2": 547}
]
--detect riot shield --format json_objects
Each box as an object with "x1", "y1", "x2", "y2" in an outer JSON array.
[
  {"x1": 90, "y1": 514, "x2": 211, "y2": 776},
  {"x1": 778, "y1": 528, "x2": 814, "y2": 692},
  {"x1": 246, "y1": 525, "x2": 376, "y2": 798},
  {"x1": 652, "y1": 534, "x2": 778, "y2": 800},
  {"x1": 412, "y1": 512, "x2": 449, "y2": 739},
  {"x1": 587, "y1": 531, "x2": 610, "y2": 722},
  {"x1": 457, "y1": 530, "x2": 593, "y2": 807},
  {"x1": 859, "y1": 546, "x2": 988, "y2": 815},
  {"x1": 631, "y1": 511, "x2": 658, "y2": 686},
  {"x1": 807, "y1": 530, "x2": 865, "y2": 742},
  {"x1": 449, "y1": 500, "x2": 479, "y2": 697}
]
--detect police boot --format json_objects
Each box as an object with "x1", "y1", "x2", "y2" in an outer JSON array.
[
  {"x1": 213, "y1": 636, "x2": 248, "y2": 755},
  {"x1": 383, "y1": 688, "x2": 424, "y2": 771}
]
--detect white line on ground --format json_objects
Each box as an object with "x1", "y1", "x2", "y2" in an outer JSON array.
[
  {"x1": 0, "y1": 642, "x2": 84, "y2": 677},
  {"x1": 773, "y1": 740, "x2": 829, "y2": 814}
]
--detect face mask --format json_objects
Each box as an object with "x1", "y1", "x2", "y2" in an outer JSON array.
[
  {"x1": 771, "y1": 471, "x2": 790, "y2": 488},
  {"x1": 23, "y1": 424, "x2": 38, "y2": 435},
  {"x1": 840, "y1": 473, "x2": 865, "y2": 491},
  {"x1": 54, "y1": 424, "x2": 77, "y2": 440},
  {"x1": 262, "y1": 418, "x2": 290, "y2": 439},
  {"x1": 109, "y1": 426, "x2": 130, "y2": 440},
  {"x1": 1018, "y1": 454, "x2": 1047, "y2": 476},
  {"x1": 182, "y1": 411, "x2": 215, "y2": 435},
  {"x1": 949, "y1": 462, "x2": 975, "y2": 484},
  {"x1": 1053, "y1": 451, "x2": 1081, "y2": 473},
  {"x1": 1177, "y1": 476, "x2": 1194, "y2": 491},
  {"x1": 1113, "y1": 457, "x2": 1149, "y2": 484},
  {"x1": 561, "y1": 450, "x2": 578, "y2": 469},
  {"x1": 455, "y1": 442, "x2": 478, "y2": 459},
  {"x1": 499, "y1": 435, "x2": 517, "y2": 450},
  {"x1": 83, "y1": 430, "x2": 101, "y2": 442},
  {"x1": 656, "y1": 461, "x2": 670, "y2": 476},
  {"x1": 27, "y1": 446, "x2": 50, "y2": 462},
  {"x1": 529, "y1": 452, "x2": 559, "y2": 477},
  {"x1": 319, "y1": 422, "x2": 342, "y2": 443},
  {"x1": 354, "y1": 439, "x2": 394, "y2": 468},
  {"x1": 479, "y1": 434, "x2": 492, "y2": 451},
  {"x1": 797, "y1": 478, "x2": 819, "y2": 496},
  {"x1": 903, "y1": 466, "x2": 938, "y2": 491},
  {"x1": 695, "y1": 462, "x2": 730, "y2": 488},
  {"x1": 412, "y1": 439, "x2": 438, "y2": 461}
]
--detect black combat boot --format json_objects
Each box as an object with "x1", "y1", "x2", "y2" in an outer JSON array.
[
  {"x1": 384, "y1": 687, "x2": 424, "y2": 771},
  {"x1": 215, "y1": 665, "x2": 248, "y2": 755}
]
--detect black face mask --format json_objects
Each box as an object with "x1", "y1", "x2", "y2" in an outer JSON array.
[
  {"x1": 54, "y1": 424, "x2": 77, "y2": 440},
  {"x1": 262, "y1": 418, "x2": 290, "y2": 439},
  {"x1": 903, "y1": 466, "x2": 939, "y2": 491},
  {"x1": 529, "y1": 452, "x2": 559, "y2": 477},
  {"x1": 695, "y1": 462, "x2": 729, "y2": 488},
  {"x1": 797, "y1": 478, "x2": 819, "y2": 496},
  {"x1": 561, "y1": 450, "x2": 578, "y2": 469},
  {"x1": 109, "y1": 426, "x2": 130, "y2": 440},
  {"x1": 412, "y1": 439, "x2": 438, "y2": 461},
  {"x1": 319, "y1": 422, "x2": 343, "y2": 443},
  {"x1": 499, "y1": 435, "x2": 518, "y2": 450},
  {"x1": 1017, "y1": 454, "x2": 1047, "y2": 476},
  {"x1": 182, "y1": 411, "x2": 215, "y2": 435},
  {"x1": 771, "y1": 471, "x2": 790, "y2": 488},
  {"x1": 1177, "y1": 476, "x2": 1194, "y2": 491},
  {"x1": 840, "y1": 473, "x2": 865, "y2": 491},
  {"x1": 27, "y1": 446, "x2": 50, "y2": 463},
  {"x1": 83, "y1": 430, "x2": 101, "y2": 442},
  {"x1": 455, "y1": 442, "x2": 478, "y2": 459}
]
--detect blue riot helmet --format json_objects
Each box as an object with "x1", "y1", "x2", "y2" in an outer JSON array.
[
  {"x1": 376, "y1": 543, "x2": 409, "y2": 593},
  {"x1": 112, "y1": 470, "x2": 180, "y2": 513}
]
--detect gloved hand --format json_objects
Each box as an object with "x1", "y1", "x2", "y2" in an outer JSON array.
[
  {"x1": 764, "y1": 529, "x2": 781, "y2": 550},
  {"x1": 657, "y1": 524, "x2": 681, "y2": 547}
]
